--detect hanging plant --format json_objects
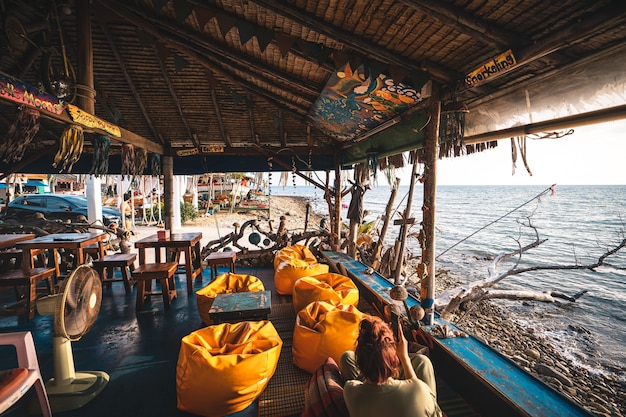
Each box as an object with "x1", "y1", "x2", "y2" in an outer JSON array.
[
  {"x1": 134, "y1": 148, "x2": 148, "y2": 178},
  {"x1": 90, "y1": 134, "x2": 111, "y2": 176},
  {"x1": 52, "y1": 125, "x2": 84, "y2": 172},
  {"x1": 1, "y1": 107, "x2": 40, "y2": 163},
  {"x1": 150, "y1": 153, "x2": 161, "y2": 176}
]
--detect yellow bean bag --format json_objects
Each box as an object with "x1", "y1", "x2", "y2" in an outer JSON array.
[
  {"x1": 196, "y1": 273, "x2": 265, "y2": 325},
  {"x1": 176, "y1": 320, "x2": 283, "y2": 417},
  {"x1": 293, "y1": 273, "x2": 359, "y2": 313},
  {"x1": 273, "y1": 244, "x2": 318, "y2": 270},
  {"x1": 292, "y1": 301, "x2": 365, "y2": 374},
  {"x1": 274, "y1": 261, "x2": 329, "y2": 295}
]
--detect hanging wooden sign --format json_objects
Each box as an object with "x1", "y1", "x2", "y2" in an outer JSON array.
[
  {"x1": 67, "y1": 103, "x2": 121, "y2": 137},
  {"x1": 176, "y1": 148, "x2": 199, "y2": 156},
  {"x1": 464, "y1": 49, "x2": 517, "y2": 88},
  {"x1": 0, "y1": 73, "x2": 66, "y2": 114},
  {"x1": 200, "y1": 145, "x2": 225, "y2": 153}
]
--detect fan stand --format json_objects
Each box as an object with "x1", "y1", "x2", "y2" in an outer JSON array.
[{"x1": 44, "y1": 336, "x2": 109, "y2": 413}]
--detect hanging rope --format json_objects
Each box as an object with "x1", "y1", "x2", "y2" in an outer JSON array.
[{"x1": 436, "y1": 184, "x2": 557, "y2": 260}]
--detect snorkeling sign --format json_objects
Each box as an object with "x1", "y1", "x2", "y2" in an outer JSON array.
[
  {"x1": 67, "y1": 103, "x2": 121, "y2": 137},
  {"x1": 0, "y1": 73, "x2": 66, "y2": 114},
  {"x1": 465, "y1": 50, "x2": 517, "y2": 88},
  {"x1": 176, "y1": 145, "x2": 225, "y2": 156}
]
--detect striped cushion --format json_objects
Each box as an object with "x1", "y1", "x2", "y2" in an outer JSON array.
[{"x1": 302, "y1": 357, "x2": 348, "y2": 417}]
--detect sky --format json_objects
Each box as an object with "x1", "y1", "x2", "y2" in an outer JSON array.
[{"x1": 395, "y1": 118, "x2": 626, "y2": 186}]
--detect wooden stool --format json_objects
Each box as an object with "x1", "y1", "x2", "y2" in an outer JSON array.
[
  {"x1": 132, "y1": 262, "x2": 178, "y2": 311},
  {"x1": 206, "y1": 252, "x2": 237, "y2": 280},
  {"x1": 84, "y1": 241, "x2": 110, "y2": 261},
  {"x1": 0, "y1": 267, "x2": 56, "y2": 320},
  {"x1": 92, "y1": 253, "x2": 137, "y2": 294}
]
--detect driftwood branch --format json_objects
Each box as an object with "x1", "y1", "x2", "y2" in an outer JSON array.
[{"x1": 437, "y1": 220, "x2": 626, "y2": 318}]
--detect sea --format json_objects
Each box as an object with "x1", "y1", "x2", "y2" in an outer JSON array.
[{"x1": 273, "y1": 184, "x2": 626, "y2": 381}]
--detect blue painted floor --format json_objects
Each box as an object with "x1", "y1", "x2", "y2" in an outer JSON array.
[{"x1": 0, "y1": 266, "x2": 273, "y2": 417}]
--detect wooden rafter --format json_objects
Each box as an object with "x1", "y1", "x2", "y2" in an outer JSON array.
[
  {"x1": 99, "y1": 2, "x2": 311, "y2": 119},
  {"x1": 250, "y1": 0, "x2": 458, "y2": 85},
  {"x1": 152, "y1": 43, "x2": 199, "y2": 148},
  {"x1": 100, "y1": 23, "x2": 165, "y2": 146},
  {"x1": 209, "y1": 84, "x2": 231, "y2": 147}
]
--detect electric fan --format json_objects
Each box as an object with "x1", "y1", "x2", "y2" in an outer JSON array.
[{"x1": 36, "y1": 264, "x2": 109, "y2": 412}]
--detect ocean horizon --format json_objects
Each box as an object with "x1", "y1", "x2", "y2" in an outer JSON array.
[{"x1": 273, "y1": 183, "x2": 626, "y2": 381}]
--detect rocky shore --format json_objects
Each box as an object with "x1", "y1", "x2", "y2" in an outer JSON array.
[
  {"x1": 430, "y1": 269, "x2": 626, "y2": 417},
  {"x1": 188, "y1": 195, "x2": 626, "y2": 416}
]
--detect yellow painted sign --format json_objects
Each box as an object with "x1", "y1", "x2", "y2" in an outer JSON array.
[
  {"x1": 176, "y1": 148, "x2": 199, "y2": 157},
  {"x1": 200, "y1": 145, "x2": 225, "y2": 153},
  {"x1": 67, "y1": 104, "x2": 121, "y2": 137},
  {"x1": 464, "y1": 50, "x2": 517, "y2": 88}
]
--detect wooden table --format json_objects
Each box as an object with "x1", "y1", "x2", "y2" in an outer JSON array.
[
  {"x1": 206, "y1": 251, "x2": 237, "y2": 280},
  {"x1": 208, "y1": 291, "x2": 271, "y2": 323},
  {"x1": 16, "y1": 232, "x2": 108, "y2": 278},
  {"x1": 134, "y1": 232, "x2": 203, "y2": 295},
  {"x1": 0, "y1": 233, "x2": 35, "y2": 250}
]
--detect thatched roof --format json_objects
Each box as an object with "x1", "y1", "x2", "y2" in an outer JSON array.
[{"x1": 1, "y1": 0, "x2": 625, "y2": 174}]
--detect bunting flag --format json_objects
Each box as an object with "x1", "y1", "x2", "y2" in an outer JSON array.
[
  {"x1": 389, "y1": 65, "x2": 410, "y2": 85},
  {"x1": 194, "y1": 6, "x2": 216, "y2": 29},
  {"x1": 274, "y1": 33, "x2": 297, "y2": 57},
  {"x1": 232, "y1": 90, "x2": 244, "y2": 105},
  {"x1": 216, "y1": 12, "x2": 238, "y2": 37},
  {"x1": 156, "y1": 42, "x2": 172, "y2": 61},
  {"x1": 237, "y1": 20, "x2": 256, "y2": 45},
  {"x1": 173, "y1": 0, "x2": 194, "y2": 22},
  {"x1": 366, "y1": 59, "x2": 387, "y2": 80},
  {"x1": 332, "y1": 50, "x2": 350, "y2": 69},
  {"x1": 256, "y1": 26, "x2": 274, "y2": 53},
  {"x1": 173, "y1": 52, "x2": 189, "y2": 72}
]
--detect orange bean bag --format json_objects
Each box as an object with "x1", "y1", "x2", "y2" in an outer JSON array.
[
  {"x1": 293, "y1": 273, "x2": 359, "y2": 313},
  {"x1": 274, "y1": 261, "x2": 329, "y2": 295},
  {"x1": 176, "y1": 320, "x2": 282, "y2": 417},
  {"x1": 292, "y1": 301, "x2": 365, "y2": 374},
  {"x1": 196, "y1": 273, "x2": 265, "y2": 325},
  {"x1": 273, "y1": 244, "x2": 318, "y2": 270}
]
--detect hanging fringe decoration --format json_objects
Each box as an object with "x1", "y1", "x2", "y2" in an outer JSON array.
[
  {"x1": 1, "y1": 107, "x2": 40, "y2": 163},
  {"x1": 366, "y1": 149, "x2": 378, "y2": 182},
  {"x1": 510, "y1": 136, "x2": 533, "y2": 176},
  {"x1": 134, "y1": 148, "x2": 148, "y2": 178},
  {"x1": 438, "y1": 100, "x2": 469, "y2": 158},
  {"x1": 150, "y1": 153, "x2": 161, "y2": 176},
  {"x1": 90, "y1": 134, "x2": 111, "y2": 176},
  {"x1": 121, "y1": 143, "x2": 135, "y2": 179},
  {"x1": 52, "y1": 125, "x2": 84, "y2": 173},
  {"x1": 279, "y1": 171, "x2": 289, "y2": 187}
]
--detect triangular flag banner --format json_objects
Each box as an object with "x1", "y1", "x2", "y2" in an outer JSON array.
[
  {"x1": 156, "y1": 42, "x2": 172, "y2": 61},
  {"x1": 237, "y1": 20, "x2": 256, "y2": 45},
  {"x1": 173, "y1": 0, "x2": 194, "y2": 23},
  {"x1": 296, "y1": 39, "x2": 312, "y2": 58},
  {"x1": 255, "y1": 26, "x2": 274, "y2": 53},
  {"x1": 137, "y1": 30, "x2": 155, "y2": 48},
  {"x1": 332, "y1": 50, "x2": 350, "y2": 69},
  {"x1": 246, "y1": 98, "x2": 255, "y2": 109},
  {"x1": 194, "y1": 6, "x2": 216, "y2": 29},
  {"x1": 274, "y1": 33, "x2": 296, "y2": 57},
  {"x1": 113, "y1": 108, "x2": 122, "y2": 124},
  {"x1": 366, "y1": 59, "x2": 387, "y2": 80},
  {"x1": 153, "y1": 0, "x2": 168, "y2": 12},
  {"x1": 348, "y1": 55, "x2": 364, "y2": 72},
  {"x1": 232, "y1": 91, "x2": 243, "y2": 105},
  {"x1": 173, "y1": 52, "x2": 189, "y2": 72},
  {"x1": 316, "y1": 45, "x2": 333, "y2": 66},
  {"x1": 216, "y1": 13, "x2": 238, "y2": 37},
  {"x1": 407, "y1": 70, "x2": 430, "y2": 91},
  {"x1": 389, "y1": 65, "x2": 410, "y2": 85}
]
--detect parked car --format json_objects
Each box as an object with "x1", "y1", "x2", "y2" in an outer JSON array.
[{"x1": 1, "y1": 194, "x2": 122, "y2": 226}]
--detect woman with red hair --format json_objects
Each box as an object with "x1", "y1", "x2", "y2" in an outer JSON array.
[{"x1": 339, "y1": 316, "x2": 442, "y2": 417}]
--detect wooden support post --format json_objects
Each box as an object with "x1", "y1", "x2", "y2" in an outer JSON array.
[
  {"x1": 372, "y1": 178, "x2": 400, "y2": 270},
  {"x1": 393, "y1": 159, "x2": 419, "y2": 284},
  {"x1": 163, "y1": 155, "x2": 174, "y2": 230},
  {"x1": 332, "y1": 156, "x2": 342, "y2": 251},
  {"x1": 420, "y1": 84, "x2": 441, "y2": 325}
]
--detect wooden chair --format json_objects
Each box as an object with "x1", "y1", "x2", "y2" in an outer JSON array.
[
  {"x1": 92, "y1": 253, "x2": 137, "y2": 294},
  {"x1": 0, "y1": 331, "x2": 52, "y2": 417},
  {"x1": 0, "y1": 267, "x2": 56, "y2": 320},
  {"x1": 132, "y1": 262, "x2": 178, "y2": 311}
]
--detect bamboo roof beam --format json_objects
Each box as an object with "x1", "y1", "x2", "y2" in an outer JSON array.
[
  {"x1": 208, "y1": 80, "x2": 231, "y2": 147},
  {"x1": 100, "y1": 23, "x2": 165, "y2": 146}
]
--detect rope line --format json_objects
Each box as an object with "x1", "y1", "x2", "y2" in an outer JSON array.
[{"x1": 436, "y1": 184, "x2": 556, "y2": 260}]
